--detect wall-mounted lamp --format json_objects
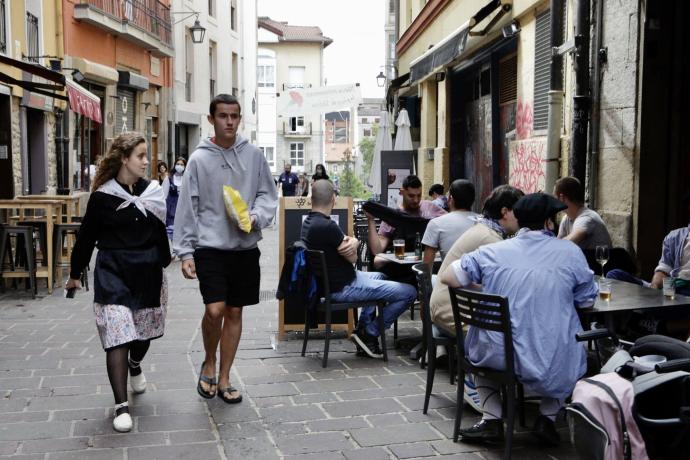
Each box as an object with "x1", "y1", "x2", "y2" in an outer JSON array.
[
  {"x1": 48, "y1": 59, "x2": 85, "y2": 83},
  {"x1": 376, "y1": 71, "x2": 386, "y2": 88},
  {"x1": 501, "y1": 21, "x2": 520, "y2": 38},
  {"x1": 172, "y1": 11, "x2": 206, "y2": 44}
]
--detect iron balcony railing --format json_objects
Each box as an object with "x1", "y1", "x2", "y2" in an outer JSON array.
[{"x1": 80, "y1": 0, "x2": 172, "y2": 47}]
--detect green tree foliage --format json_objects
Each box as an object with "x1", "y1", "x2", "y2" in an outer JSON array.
[{"x1": 339, "y1": 149, "x2": 370, "y2": 199}]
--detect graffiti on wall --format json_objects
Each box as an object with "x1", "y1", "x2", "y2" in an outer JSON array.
[
  {"x1": 516, "y1": 100, "x2": 533, "y2": 140},
  {"x1": 508, "y1": 137, "x2": 547, "y2": 193}
]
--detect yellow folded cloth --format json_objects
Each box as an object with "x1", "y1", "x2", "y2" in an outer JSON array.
[{"x1": 222, "y1": 185, "x2": 252, "y2": 233}]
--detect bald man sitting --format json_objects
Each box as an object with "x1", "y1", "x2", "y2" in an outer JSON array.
[{"x1": 301, "y1": 180, "x2": 417, "y2": 359}]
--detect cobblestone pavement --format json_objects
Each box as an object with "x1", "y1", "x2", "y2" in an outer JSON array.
[{"x1": 0, "y1": 226, "x2": 578, "y2": 459}]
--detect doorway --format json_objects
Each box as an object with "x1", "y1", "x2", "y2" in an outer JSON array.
[
  {"x1": 0, "y1": 95, "x2": 12, "y2": 198},
  {"x1": 636, "y1": 0, "x2": 690, "y2": 276},
  {"x1": 26, "y1": 108, "x2": 46, "y2": 194}
]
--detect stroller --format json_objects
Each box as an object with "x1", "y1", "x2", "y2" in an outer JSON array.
[{"x1": 568, "y1": 334, "x2": 690, "y2": 460}]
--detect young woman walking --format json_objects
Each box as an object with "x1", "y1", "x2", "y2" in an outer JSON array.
[
  {"x1": 66, "y1": 132, "x2": 171, "y2": 432},
  {"x1": 162, "y1": 157, "x2": 187, "y2": 241}
]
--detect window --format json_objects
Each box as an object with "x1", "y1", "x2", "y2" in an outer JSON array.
[
  {"x1": 26, "y1": 12, "x2": 39, "y2": 63},
  {"x1": 374, "y1": 117, "x2": 380, "y2": 124},
  {"x1": 260, "y1": 146, "x2": 275, "y2": 168},
  {"x1": 257, "y1": 65, "x2": 275, "y2": 87},
  {"x1": 230, "y1": 0, "x2": 237, "y2": 31},
  {"x1": 389, "y1": 0, "x2": 395, "y2": 14},
  {"x1": 290, "y1": 142, "x2": 304, "y2": 166},
  {"x1": 232, "y1": 52, "x2": 239, "y2": 94},
  {"x1": 289, "y1": 116, "x2": 304, "y2": 132},
  {"x1": 533, "y1": 10, "x2": 551, "y2": 131},
  {"x1": 208, "y1": 0, "x2": 215, "y2": 17},
  {"x1": 209, "y1": 41, "x2": 217, "y2": 100},
  {"x1": 287, "y1": 66, "x2": 305, "y2": 89},
  {"x1": 0, "y1": 0, "x2": 7, "y2": 54},
  {"x1": 363, "y1": 128, "x2": 371, "y2": 137},
  {"x1": 335, "y1": 126, "x2": 347, "y2": 143},
  {"x1": 361, "y1": 117, "x2": 367, "y2": 124}
]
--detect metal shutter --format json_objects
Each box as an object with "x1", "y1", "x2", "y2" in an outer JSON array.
[
  {"x1": 533, "y1": 10, "x2": 551, "y2": 131},
  {"x1": 499, "y1": 54, "x2": 517, "y2": 105},
  {"x1": 115, "y1": 88, "x2": 136, "y2": 134}
]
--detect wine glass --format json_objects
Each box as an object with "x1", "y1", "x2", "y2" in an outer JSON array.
[{"x1": 595, "y1": 245, "x2": 609, "y2": 276}]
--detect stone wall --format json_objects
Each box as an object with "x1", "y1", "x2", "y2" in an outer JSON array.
[
  {"x1": 46, "y1": 112, "x2": 57, "y2": 191},
  {"x1": 10, "y1": 96, "x2": 21, "y2": 197}
]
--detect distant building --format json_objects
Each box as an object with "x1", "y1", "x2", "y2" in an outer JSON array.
[
  {"x1": 257, "y1": 16, "x2": 332, "y2": 175},
  {"x1": 324, "y1": 111, "x2": 353, "y2": 178},
  {"x1": 353, "y1": 98, "x2": 384, "y2": 177}
]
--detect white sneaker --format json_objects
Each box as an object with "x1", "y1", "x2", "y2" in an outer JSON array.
[
  {"x1": 130, "y1": 372, "x2": 147, "y2": 394},
  {"x1": 463, "y1": 374, "x2": 483, "y2": 414}
]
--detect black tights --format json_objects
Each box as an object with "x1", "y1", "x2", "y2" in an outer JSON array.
[{"x1": 106, "y1": 340, "x2": 150, "y2": 414}]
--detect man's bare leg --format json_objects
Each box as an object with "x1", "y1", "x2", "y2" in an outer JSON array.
[
  {"x1": 217, "y1": 306, "x2": 242, "y2": 400},
  {"x1": 200, "y1": 301, "x2": 225, "y2": 394}
]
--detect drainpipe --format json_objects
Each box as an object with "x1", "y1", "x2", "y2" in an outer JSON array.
[
  {"x1": 545, "y1": 0, "x2": 564, "y2": 194},
  {"x1": 586, "y1": 0, "x2": 604, "y2": 207},
  {"x1": 569, "y1": 0, "x2": 590, "y2": 184}
]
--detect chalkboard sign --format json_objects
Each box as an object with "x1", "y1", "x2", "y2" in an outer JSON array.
[
  {"x1": 278, "y1": 196, "x2": 354, "y2": 339},
  {"x1": 380, "y1": 150, "x2": 415, "y2": 207}
]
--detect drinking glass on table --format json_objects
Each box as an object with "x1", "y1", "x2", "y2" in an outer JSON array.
[
  {"x1": 598, "y1": 278, "x2": 612, "y2": 301},
  {"x1": 663, "y1": 277, "x2": 676, "y2": 300},
  {"x1": 393, "y1": 239, "x2": 405, "y2": 260},
  {"x1": 595, "y1": 245, "x2": 609, "y2": 276}
]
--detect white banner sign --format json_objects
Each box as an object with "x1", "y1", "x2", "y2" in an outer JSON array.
[{"x1": 277, "y1": 83, "x2": 362, "y2": 117}]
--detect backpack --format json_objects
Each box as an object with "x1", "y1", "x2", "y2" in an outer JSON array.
[
  {"x1": 276, "y1": 241, "x2": 318, "y2": 327},
  {"x1": 567, "y1": 352, "x2": 649, "y2": 460}
]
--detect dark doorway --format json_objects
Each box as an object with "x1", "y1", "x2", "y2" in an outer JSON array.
[
  {"x1": 0, "y1": 94, "x2": 12, "y2": 198},
  {"x1": 636, "y1": 0, "x2": 690, "y2": 276},
  {"x1": 26, "y1": 108, "x2": 46, "y2": 194}
]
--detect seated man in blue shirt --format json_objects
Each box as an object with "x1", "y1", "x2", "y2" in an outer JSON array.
[
  {"x1": 301, "y1": 179, "x2": 417, "y2": 358},
  {"x1": 441, "y1": 193, "x2": 598, "y2": 446}
]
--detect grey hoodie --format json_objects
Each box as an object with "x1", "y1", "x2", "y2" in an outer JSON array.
[{"x1": 173, "y1": 135, "x2": 277, "y2": 260}]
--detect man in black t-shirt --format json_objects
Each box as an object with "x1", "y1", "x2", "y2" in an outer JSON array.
[{"x1": 301, "y1": 180, "x2": 417, "y2": 358}]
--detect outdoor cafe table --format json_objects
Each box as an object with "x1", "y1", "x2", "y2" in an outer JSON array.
[
  {"x1": 0, "y1": 199, "x2": 64, "y2": 293},
  {"x1": 377, "y1": 251, "x2": 442, "y2": 360},
  {"x1": 582, "y1": 276, "x2": 690, "y2": 330},
  {"x1": 16, "y1": 194, "x2": 83, "y2": 223}
]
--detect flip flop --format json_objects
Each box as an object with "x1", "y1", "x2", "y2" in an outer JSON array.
[
  {"x1": 197, "y1": 362, "x2": 217, "y2": 399},
  {"x1": 217, "y1": 385, "x2": 242, "y2": 404}
]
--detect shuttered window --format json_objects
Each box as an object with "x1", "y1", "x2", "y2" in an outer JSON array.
[
  {"x1": 115, "y1": 88, "x2": 136, "y2": 134},
  {"x1": 499, "y1": 54, "x2": 517, "y2": 105},
  {"x1": 533, "y1": 10, "x2": 551, "y2": 131}
]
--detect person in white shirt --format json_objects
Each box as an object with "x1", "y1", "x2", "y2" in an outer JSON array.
[
  {"x1": 554, "y1": 176, "x2": 612, "y2": 250},
  {"x1": 422, "y1": 179, "x2": 478, "y2": 269}
]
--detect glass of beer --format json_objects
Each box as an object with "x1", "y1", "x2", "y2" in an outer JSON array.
[
  {"x1": 598, "y1": 278, "x2": 612, "y2": 301},
  {"x1": 393, "y1": 239, "x2": 405, "y2": 260},
  {"x1": 663, "y1": 277, "x2": 676, "y2": 300}
]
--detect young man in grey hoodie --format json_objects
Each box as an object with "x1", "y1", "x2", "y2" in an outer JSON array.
[{"x1": 173, "y1": 94, "x2": 277, "y2": 403}]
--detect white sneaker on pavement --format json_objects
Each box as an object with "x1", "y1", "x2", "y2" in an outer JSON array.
[{"x1": 463, "y1": 374, "x2": 483, "y2": 413}]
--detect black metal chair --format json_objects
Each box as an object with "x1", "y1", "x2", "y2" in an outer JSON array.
[
  {"x1": 302, "y1": 249, "x2": 389, "y2": 368},
  {"x1": 52, "y1": 223, "x2": 89, "y2": 291},
  {"x1": 412, "y1": 263, "x2": 456, "y2": 414},
  {"x1": 448, "y1": 287, "x2": 520, "y2": 459}
]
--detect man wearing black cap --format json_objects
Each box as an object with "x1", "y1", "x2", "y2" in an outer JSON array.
[{"x1": 441, "y1": 192, "x2": 598, "y2": 446}]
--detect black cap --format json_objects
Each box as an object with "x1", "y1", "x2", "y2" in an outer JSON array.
[{"x1": 513, "y1": 192, "x2": 567, "y2": 223}]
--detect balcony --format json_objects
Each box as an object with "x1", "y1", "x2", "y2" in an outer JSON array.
[
  {"x1": 283, "y1": 121, "x2": 313, "y2": 137},
  {"x1": 74, "y1": 0, "x2": 174, "y2": 58}
]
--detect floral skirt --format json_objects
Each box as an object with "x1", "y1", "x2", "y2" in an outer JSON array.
[{"x1": 94, "y1": 273, "x2": 168, "y2": 350}]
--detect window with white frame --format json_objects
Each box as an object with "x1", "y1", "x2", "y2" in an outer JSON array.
[
  {"x1": 259, "y1": 146, "x2": 275, "y2": 168},
  {"x1": 363, "y1": 128, "x2": 371, "y2": 137},
  {"x1": 287, "y1": 66, "x2": 305, "y2": 89},
  {"x1": 26, "y1": 12, "x2": 39, "y2": 63},
  {"x1": 230, "y1": 0, "x2": 237, "y2": 31},
  {"x1": 290, "y1": 142, "x2": 304, "y2": 166},
  {"x1": 257, "y1": 65, "x2": 274, "y2": 87},
  {"x1": 208, "y1": 0, "x2": 216, "y2": 17},
  {"x1": 209, "y1": 41, "x2": 217, "y2": 100},
  {"x1": 289, "y1": 116, "x2": 304, "y2": 132}
]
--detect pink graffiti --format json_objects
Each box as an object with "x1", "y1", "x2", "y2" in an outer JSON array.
[
  {"x1": 509, "y1": 139, "x2": 545, "y2": 193},
  {"x1": 516, "y1": 100, "x2": 533, "y2": 140}
]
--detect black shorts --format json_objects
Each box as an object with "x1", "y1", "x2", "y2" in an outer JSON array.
[{"x1": 193, "y1": 247, "x2": 261, "y2": 306}]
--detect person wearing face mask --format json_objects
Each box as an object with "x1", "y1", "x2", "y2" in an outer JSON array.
[{"x1": 162, "y1": 158, "x2": 186, "y2": 241}]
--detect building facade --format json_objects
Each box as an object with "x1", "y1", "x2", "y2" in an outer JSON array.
[
  {"x1": 390, "y1": 0, "x2": 690, "y2": 275},
  {"x1": 257, "y1": 16, "x2": 332, "y2": 175},
  {"x1": 324, "y1": 110, "x2": 353, "y2": 179}
]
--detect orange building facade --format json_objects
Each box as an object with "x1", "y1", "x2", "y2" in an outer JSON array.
[{"x1": 61, "y1": 0, "x2": 173, "y2": 189}]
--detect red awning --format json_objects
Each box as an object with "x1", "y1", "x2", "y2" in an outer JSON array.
[{"x1": 66, "y1": 79, "x2": 102, "y2": 123}]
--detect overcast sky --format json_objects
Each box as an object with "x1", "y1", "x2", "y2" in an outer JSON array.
[{"x1": 257, "y1": 0, "x2": 386, "y2": 100}]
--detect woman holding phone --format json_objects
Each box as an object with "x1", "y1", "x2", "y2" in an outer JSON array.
[{"x1": 66, "y1": 132, "x2": 171, "y2": 433}]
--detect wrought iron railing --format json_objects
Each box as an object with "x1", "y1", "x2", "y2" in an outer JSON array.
[{"x1": 80, "y1": 0, "x2": 172, "y2": 47}]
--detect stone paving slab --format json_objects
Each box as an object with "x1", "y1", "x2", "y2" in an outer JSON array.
[{"x1": 0, "y1": 226, "x2": 578, "y2": 459}]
